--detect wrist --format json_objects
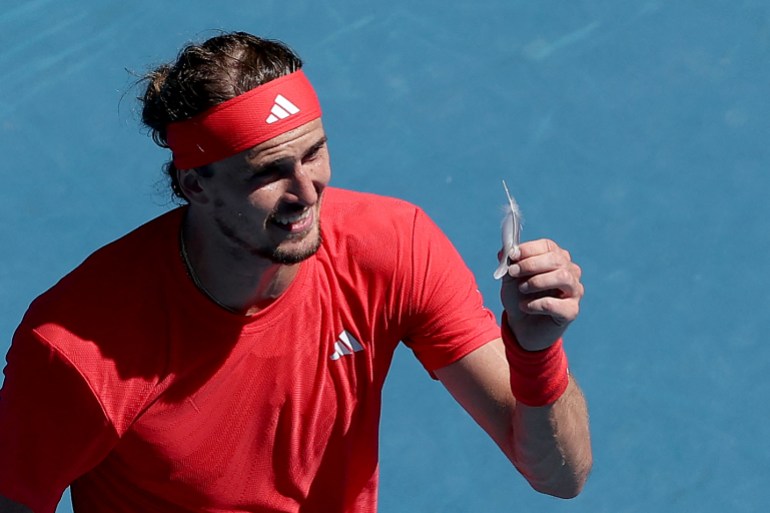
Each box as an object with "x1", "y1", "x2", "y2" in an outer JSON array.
[{"x1": 501, "y1": 312, "x2": 569, "y2": 407}]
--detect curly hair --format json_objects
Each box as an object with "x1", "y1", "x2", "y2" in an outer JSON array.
[{"x1": 139, "y1": 32, "x2": 303, "y2": 201}]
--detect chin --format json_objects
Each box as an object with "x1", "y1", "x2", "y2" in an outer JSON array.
[{"x1": 261, "y1": 230, "x2": 322, "y2": 264}]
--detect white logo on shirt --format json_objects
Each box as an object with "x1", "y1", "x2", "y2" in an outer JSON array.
[{"x1": 330, "y1": 330, "x2": 364, "y2": 361}]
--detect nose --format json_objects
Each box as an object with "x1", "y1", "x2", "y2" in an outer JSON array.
[{"x1": 284, "y1": 161, "x2": 321, "y2": 206}]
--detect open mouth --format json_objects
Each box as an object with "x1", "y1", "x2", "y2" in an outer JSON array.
[{"x1": 271, "y1": 207, "x2": 314, "y2": 234}]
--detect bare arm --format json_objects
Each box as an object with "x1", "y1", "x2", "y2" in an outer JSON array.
[
  {"x1": 435, "y1": 338, "x2": 592, "y2": 498},
  {"x1": 0, "y1": 495, "x2": 32, "y2": 513},
  {"x1": 435, "y1": 238, "x2": 592, "y2": 497}
]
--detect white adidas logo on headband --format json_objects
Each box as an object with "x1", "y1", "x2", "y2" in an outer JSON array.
[{"x1": 266, "y1": 94, "x2": 300, "y2": 124}]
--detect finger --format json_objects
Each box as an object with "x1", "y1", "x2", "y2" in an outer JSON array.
[
  {"x1": 517, "y1": 266, "x2": 584, "y2": 298},
  {"x1": 499, "y1": 247, "x2": 522, "y2": 285},
  {"x1": 507, "y1": 249, "x2": 573, "y2": 279},
  {"x1": 498, "y1": 245, "x2": 520, "y2": 263},
  {"x1": 519, "y1": 295, "x2": 580, "y2": 325},
  {"x1": 516, "y1": 238, "x2": 563, "y2": 259},
  {"x1": 505, "y1": 246, "x2": 521, "y2": 262}
]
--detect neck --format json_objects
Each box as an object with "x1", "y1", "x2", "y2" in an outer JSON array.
[{"x1": 179, "y1": 213, "x2": 300, "y2": 316}]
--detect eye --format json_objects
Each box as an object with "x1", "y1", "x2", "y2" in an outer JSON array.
[
  {"x1": 302, "y1": 139, "x2": 327, "y2": 163},
  {"x1": 251, "y1": 159, "x2": 293, "y2": 177},
  {"x1": 302, "y1": 146, "x2": 321, "y2": 163}
]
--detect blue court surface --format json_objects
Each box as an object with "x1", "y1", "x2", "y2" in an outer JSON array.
[{"x1": 2, "y1": 1, "x2": 769, "y2": 511}]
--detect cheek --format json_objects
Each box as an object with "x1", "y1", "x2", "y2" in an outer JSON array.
[
  {"x1": 245, "y1": 186, "x2": 282, "y2": 216},
  {"x1": 319, "y1": 168, "x2": 332, "y2": 185},
  {"x1": 316, "y1": 158, "x2": 332, "y2": 181},
  {"x1": 259, "y1": 182, "x2": 281, "y2": 194},
  {"x1": 249, "y1": 182, "x2": 281, "y2": 206}
]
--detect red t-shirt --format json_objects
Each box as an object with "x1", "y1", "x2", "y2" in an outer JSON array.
[{"x1": 0, "y1": 188, "x2": 499, "y2": 513}]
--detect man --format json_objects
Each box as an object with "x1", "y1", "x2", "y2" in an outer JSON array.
[{"x1": 0, "y1": 32, "x2": 591, "y2": 512}]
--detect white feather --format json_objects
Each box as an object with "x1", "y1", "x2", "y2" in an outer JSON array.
[{"x1": 493, "y1": 180, "x2": 523, "y2": 279}]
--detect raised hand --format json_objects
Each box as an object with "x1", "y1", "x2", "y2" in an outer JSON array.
[{"x1": 500, "y1": 239, "x2": 584, "y2": 351}]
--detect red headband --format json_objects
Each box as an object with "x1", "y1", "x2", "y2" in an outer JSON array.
[{"x1": 166, "y1": 70, "x2": 322, "y2": 169}]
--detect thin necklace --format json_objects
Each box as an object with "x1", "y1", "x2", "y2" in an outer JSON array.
[{"x1": 179, "y1": 227, "x2": 240, "y2": 314}]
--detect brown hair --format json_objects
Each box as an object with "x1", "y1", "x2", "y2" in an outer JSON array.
[{"x1": 139, "y1": 31, "x2": 303, "y2": 201}]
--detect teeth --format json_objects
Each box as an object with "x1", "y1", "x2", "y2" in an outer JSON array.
[{"x1": 275, "y1": 208, "x2": 310, "y2": 226}]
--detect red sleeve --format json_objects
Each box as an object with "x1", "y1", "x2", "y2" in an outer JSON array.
[
  {"x1": 0, "y1": 328, "x2": 119, "y2": 513},
  {"x1": 401, "y1": 209, "x2": 500, "y2": 374}
]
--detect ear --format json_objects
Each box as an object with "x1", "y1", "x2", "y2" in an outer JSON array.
[{"x1": 178, "y1": 168, "x2": 210, "y2": 205}]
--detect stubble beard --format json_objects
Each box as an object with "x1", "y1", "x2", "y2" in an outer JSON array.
[
  {"x1": 256, "y1": 228, "x2": 323, "y2": 264},
  {"x1": 214, "y1": 214, "x2": 323, "y2": 265}
]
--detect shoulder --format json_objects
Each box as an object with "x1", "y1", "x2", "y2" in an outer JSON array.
[
  {"x1": 321, "y1": 187, "x2": 422, "y2": 226},
  {"x1": 319, "y1": 187, "x2": 448, "y2": 246},
  {"x1": 318, "y1": 187, "x2": 429, "y2": 268},
  {"x1": 315, "y1": 187, "x2": 468, "y2": 297},
  {"x1": 30, "y1": 208, "x2": 184, "y2": 311},
  {"x1": 18, "y1": 208, "x2": 185, "y2": 380}
]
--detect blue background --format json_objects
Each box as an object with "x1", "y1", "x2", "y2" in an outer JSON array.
[{"x1": 2, "y1": 1, "x2": 769, "y2": 511}]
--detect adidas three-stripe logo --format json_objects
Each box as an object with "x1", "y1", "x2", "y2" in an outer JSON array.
[
  {"x1": 266, "y1": 94, "x2": 300, "y2": 124},
  {"x1": 330, "y1": 330, "x2": 364, "y2": 361}
]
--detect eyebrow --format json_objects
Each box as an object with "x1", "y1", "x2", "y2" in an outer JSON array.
[
  {"x1": 248, "y1": 136, "x2": 328, "y2": 175},
  {"x1": 303, "y1": 136, "x2": 328, "y2": 158},
  {"x1": 248, "y1": 134, "x2": 328, "y2": 160}
]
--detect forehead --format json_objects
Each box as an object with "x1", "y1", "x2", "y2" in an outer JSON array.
[{"x1": 245, "y1": 118, "x2": 326, "y2": 163}]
